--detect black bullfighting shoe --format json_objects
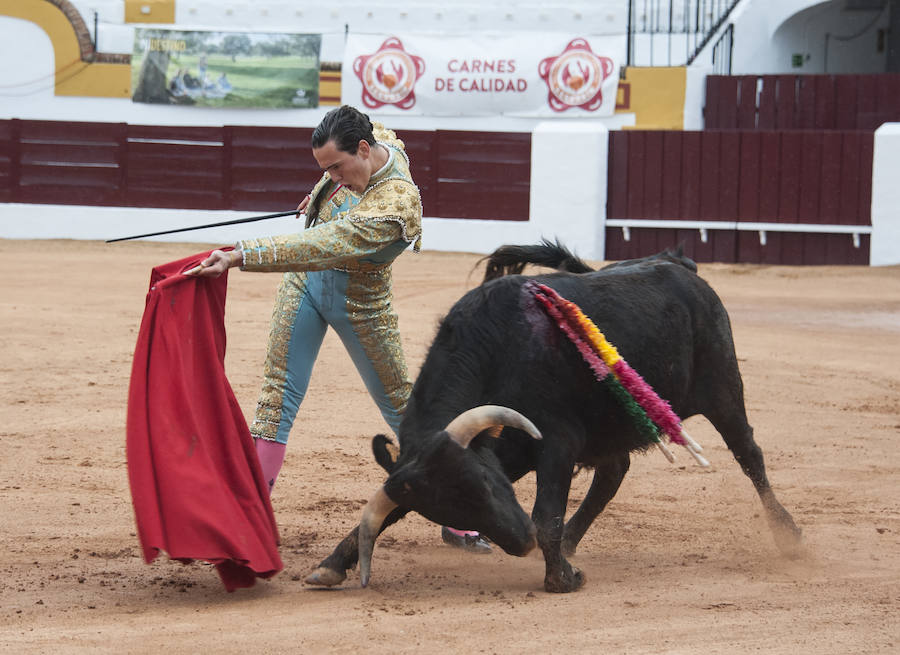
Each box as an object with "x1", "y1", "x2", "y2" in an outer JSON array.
[{"x1": 441, "y1": 527, "x2": 492, "y2": 554}]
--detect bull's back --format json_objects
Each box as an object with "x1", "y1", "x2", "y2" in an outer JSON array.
[
  {"x1": 426, "y1": 263, "x2": 736, "y2": 456},
  {"x1": 471, "y1": 264, "x2": 731, "y2": 447}
]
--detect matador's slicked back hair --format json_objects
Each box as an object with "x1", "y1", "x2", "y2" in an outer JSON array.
[{"x1": 311, "y1": 105, "x2": 376, "y2": 154}]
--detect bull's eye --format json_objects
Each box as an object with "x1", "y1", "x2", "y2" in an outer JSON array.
[{"x1": 403, "y1": 482, "x2": 412, "y2": 494}]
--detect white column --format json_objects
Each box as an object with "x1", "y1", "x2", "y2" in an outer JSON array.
[
  {"x1": 529, "y1": 122, "x2": 609, "y2": 261},
  {"x1": 870, "y1": 123, "x2": 900, "y2": 266}
]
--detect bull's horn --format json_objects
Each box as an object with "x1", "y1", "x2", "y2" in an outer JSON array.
[
  {"x1": 444, "y1": 405, "x2": 542, "y2": 448},
  {"x1": 357, "y1": 486, "x2": 398, "y2": 588}
]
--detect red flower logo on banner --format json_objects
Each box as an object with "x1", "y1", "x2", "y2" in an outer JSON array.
[
  {"x1": 538, "y1": 38, "x2": 614, "y2": 112},
  {"x1": 353, "y1": 37, "x2": 425, "y2": 110}
]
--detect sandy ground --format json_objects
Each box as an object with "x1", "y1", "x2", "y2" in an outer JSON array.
[{"x1": 1, "y1": 238, "x2": 899, "y2": 654}]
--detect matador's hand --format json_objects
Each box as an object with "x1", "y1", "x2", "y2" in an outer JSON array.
[
  {"x1": 296, "y1": 194, "x2": 311, "y2": 218},
  {"x1": 184, "y1": 249, "x2": 241, "y2": 277}
]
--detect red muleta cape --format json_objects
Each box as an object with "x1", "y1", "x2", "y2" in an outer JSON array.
[{"x1": 126, "y1": 250, "x2": 282, "y2": 591}]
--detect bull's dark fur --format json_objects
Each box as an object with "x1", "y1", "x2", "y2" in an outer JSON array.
[{"x1": 308, "y1": 243, "x2": 802, "y2": 593}]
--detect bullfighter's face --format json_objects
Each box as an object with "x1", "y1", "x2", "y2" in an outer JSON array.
[
  {"x1": 383, "y1": 435, "x2": 538, "y2": 557},
  {"x1": 313, "y1": 138, "x2": 380, "y2": 194}
]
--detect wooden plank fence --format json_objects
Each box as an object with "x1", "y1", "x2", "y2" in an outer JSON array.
[
  {"x1": 228, "y1": 126, "x2": 317, "y2": 211},
  {"x1": 606, "y1": 129, "x2": 873, "y2": 265},
  {"x1": 0, "y1": 119, "x2": 531, "y2": 221},
  {"x1": 0, "y1": 117, "x2": 878, "y2": 265},
  {"x1": 705, "y1": 74, "x2": 900, "y2": 130}
]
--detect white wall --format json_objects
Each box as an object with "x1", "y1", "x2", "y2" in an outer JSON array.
[
  {"x1": 73, "y1": 0, "x2": 629, "y2": 47},
  {"x1": 725, "y1": 0, "x2": 890, "y2": 74},
  {"x1": 773, "y1": 1, "x2": 889, "y2": 73},
  {"x1": 870, "y1": 123, "x2": 900, "y2": 267},
  {"x1": 629, "y1": 33, "x2": 693, "y2": 67},
  {"x1": 0, "y1": 17, "x2": 55, "y2": 98},
  {"x1": 683, "y1": 65, "x2": 709, "y2": 129},
  {"x1": 526, "y1": 121, "x2": 608, "y2": 260}
]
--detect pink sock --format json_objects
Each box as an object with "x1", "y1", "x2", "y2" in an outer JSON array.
[
  {"x1": 444, "y1": 527, "x2": 480, "y2": 537},
  {"x1": 254, "y1": 438, "x2": 286, "y2": 495}
]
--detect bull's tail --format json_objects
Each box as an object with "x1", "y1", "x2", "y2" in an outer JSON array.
[{"x1": 480, "y1": 239, "x2": 594, "y2": 284}]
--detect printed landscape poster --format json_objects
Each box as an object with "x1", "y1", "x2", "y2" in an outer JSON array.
[{"x1": 131, "y1": 29, "x2": 321, "y2": 108}]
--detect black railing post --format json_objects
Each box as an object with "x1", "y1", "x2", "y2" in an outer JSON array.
[
  {"x1": 728, "y1": 24, "x2": 735, "y2": 75},
  {"x1": 627, "y1": 0, "x2": 633, "y2": 66}
]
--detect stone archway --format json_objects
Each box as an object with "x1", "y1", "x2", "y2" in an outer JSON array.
[{"x1": 43, "y1": 0, "x2": 129, "y2": 63}]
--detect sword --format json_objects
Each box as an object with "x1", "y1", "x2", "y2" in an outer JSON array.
[{"x1": 105, "y1": 209, "x2": 299, "y2": 243}]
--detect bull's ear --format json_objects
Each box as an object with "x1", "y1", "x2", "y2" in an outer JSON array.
[{"x1": 372, "y1": 434, "x2": 399, "y2": 473}]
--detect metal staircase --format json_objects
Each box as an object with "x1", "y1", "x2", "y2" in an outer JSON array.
[{"x1": 627, "y1": 0, "x2": 742, "y2": 71}]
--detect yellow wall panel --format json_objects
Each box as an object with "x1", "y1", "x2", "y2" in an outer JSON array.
[
  {"x1": 615, "y1": 67, "x2": 687, "y2": 130},
  {"x1": 124, "y1": 0, "x2": 175, "y2": 24},
  {"x1": 56, "y1": 62, "x2": 131, "y2": 97}
]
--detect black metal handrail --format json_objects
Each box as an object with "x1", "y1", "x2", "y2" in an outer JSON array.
[
  {"x1": 627, "y1": 0, "x2": 742, "y2": 67},
  {"x1": 710, "y1": 23, "x2": 734, "y2": 74}
]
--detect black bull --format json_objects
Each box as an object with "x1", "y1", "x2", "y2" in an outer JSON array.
[{"x1": 305, "y1": 243, "x2": 802, "y2": 593}]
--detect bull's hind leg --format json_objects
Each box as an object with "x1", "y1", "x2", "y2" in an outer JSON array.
[
  {"x1": 706, "y1": 411, "x2": 803, "y2": 557},
  {"x1": 561, "y1": 453, "x2": 630, "y2": 557}
]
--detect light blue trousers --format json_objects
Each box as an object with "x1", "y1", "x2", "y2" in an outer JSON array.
[{"x1": 250, "y1": 269, "x2": 409, "y2": 444}]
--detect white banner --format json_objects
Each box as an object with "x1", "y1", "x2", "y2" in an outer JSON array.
[{"x1": 342, "y1": 33, "x2": 625, "y2": 117}]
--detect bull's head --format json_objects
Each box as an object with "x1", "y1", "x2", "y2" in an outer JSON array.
[{"x1": 357, "y1": 405, "x2": 542, "y2": 587}]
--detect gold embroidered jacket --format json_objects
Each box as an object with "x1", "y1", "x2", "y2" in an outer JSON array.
[{"x1": 237, "y1": 124, "x2": 422, "y2": 272}]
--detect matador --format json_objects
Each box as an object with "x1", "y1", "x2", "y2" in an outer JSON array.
[{"x1": 190, "y1": 105, "x2": 491, "y2": 553}]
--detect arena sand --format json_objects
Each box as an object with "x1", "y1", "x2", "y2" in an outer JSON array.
[{"x1": 1, "y1": 238, "x2": 898, "y2": 654}]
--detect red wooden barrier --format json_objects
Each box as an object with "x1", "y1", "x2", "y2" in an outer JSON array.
[
  {"x1": 397, "y1": 129, "x2": 437, "y2": 217},
  {"x1": 125, "y1": 125, "x2": 226, "y2": 210},
  {"x1": 706, "y1": 74, "x2": 900, "y2": 130},
  {"x1": 606, "y1": 129, "x2": 873, "y2": 265},
  {"x1": 0, "y1": 119, "x2": 530, "y2": 221},
  {"x1": 16, "y1": 120, "x2": 126, "y2": 206},
  {"x1": 432, "y1": 130, "x2": 531, "y2": 221},
  {"x1": 228, "y1": 126, "x2": 315, "y2": 211},
  {"x1": 0, "y1": 119, "x2": 16, "y2": 202},
  {"x1": 0, "y1": 118, "x2": 873, "y2": 264}
]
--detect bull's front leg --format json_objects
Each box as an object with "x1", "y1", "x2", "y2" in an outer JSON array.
[
  {"x1": 533, "y1": 450, "x2": 584, "y2": 593},
  {"x1": 305, "y1": 506, "x2": 410, "y2": 586},
  {"x1": 305, "y1": 526, "x2": 360, "y2": 586}
]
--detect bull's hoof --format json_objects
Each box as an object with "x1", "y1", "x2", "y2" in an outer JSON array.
[
  {"x1": 543, "y1": 566, "x2": 585, "y2": 593},
  {"x1": 773, "y1": 525, "x2": 805, "y2": 560},
  {"x1": 768, "y1": 512, "x2": 805, "y2": 559},
  {"x1": 304, "y1": 567, "x2": 347, "y2": 587}
]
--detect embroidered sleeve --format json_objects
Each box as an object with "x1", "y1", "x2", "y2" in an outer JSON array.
[
  {"x1": 238, "y1": 219, "x2": 404, "y2": 272},
  {"x1": 239, "y1": 175, "x2": 422, "y2": 271}
]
